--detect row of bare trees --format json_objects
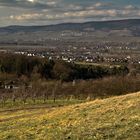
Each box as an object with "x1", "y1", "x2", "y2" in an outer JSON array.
[
  {"x1": 0, "y1": 81, "x2": 63, "y2": 105},
  {"x1": 0, "y1": 75, "x2": 140, "y2": 106}
]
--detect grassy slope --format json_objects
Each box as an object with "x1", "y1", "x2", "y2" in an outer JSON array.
[{"x1": 0, "y1": 92, "x2": 140, "y2": 140}]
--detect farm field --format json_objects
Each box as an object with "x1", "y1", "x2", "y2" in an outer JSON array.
[
  {"x1": 75, "y1": 62, "x2": 121, "y2": 67},
  {"x1": 0, "y1": 92, "x2": 140, "y2": 140}
]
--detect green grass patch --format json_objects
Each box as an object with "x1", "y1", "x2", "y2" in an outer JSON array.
[{"x1": 0, "y1": 99, "x2": 84, "y2": 111}]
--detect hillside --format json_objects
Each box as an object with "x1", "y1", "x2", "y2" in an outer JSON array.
[
  {"x1": 0, "y1": 92, "x2": 140, "y2": 140},
  {"x1": 1, "y1": 19, "x2": 140, "y2": 32},
  {"x1": 0, "y1": 19, "x2": 140, "y2": 45}
]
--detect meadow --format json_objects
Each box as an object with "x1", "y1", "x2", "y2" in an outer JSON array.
[{"x1": 0, "y1": 92, "x2": 140, "y2": 140}]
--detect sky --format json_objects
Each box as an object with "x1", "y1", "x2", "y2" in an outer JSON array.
[{"x1": 0, "y1": 0, "x2": 140, "y2": 26}]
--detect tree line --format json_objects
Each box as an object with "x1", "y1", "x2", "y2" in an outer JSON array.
[{"x1": 0, "y1": 54, "x2": 129, "y2": 81}]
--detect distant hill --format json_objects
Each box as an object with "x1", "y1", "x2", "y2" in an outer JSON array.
[
  {"x1": 0, "y1": 92, "x2": 140, "y2": 139},
  {"x1": 0, "y1": 19, "x2": 140, "y2": 32},
  {"x1": 0, "y1": 19, "x2": 140, "y2": 45}
]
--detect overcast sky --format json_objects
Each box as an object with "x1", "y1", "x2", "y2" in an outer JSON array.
[{"x1": 0, "y1": 0, "x2": 140, "y2": 27}]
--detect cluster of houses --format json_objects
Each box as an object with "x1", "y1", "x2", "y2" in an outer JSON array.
[
  {"x1": 0, "y1": 40, "x2": 140, "y2": 65},
  {"x1": 0, "y1": 80, "x2": 32, "y2": 90}
]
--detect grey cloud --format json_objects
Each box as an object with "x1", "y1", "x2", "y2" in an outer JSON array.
[
  {"x1": 9, "y1": 7, "x2": 140, "y2": 22},
  {"x1": 0, "y1": 0, "x2": 52, "y2": 9},
  {"x1": 0, "y1": 1, "x2": 140, "y2": 26}
]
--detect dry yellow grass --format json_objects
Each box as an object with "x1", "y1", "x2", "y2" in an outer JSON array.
[{"x1": 0, "y1": 92, "x2": 140, "y2": 140}]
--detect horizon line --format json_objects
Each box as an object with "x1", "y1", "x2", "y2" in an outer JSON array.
[{"x1": 1, "y1": 18, "x2": 140, "y2": 28}]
